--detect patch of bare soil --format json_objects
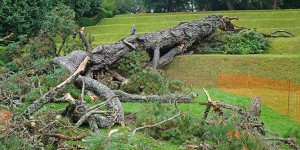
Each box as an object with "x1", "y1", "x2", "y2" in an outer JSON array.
[{"x1": 0, "y1": 109, "x2": 13, "y2": 131}]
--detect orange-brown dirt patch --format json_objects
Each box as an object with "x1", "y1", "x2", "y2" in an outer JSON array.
[{"x1": 0, "y1": 109, "x2": 13, "y2": 123}]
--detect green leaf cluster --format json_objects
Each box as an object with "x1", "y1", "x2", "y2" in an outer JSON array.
[
  {"x1": 223, "y1": 29, "x2": 269, "y2": 54},
  {"x1": 197, "y1": 29, "x2": 269, "y2": 54}
]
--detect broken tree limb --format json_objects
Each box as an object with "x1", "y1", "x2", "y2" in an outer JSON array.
[
  {"x1": 44, "y1": 133, "x2": 86, "y2": 141},
  {"x1": 78, "y1": 27, "x2": 91, "y2": 53},
  {"x1": 113, "y1": 90, "x2": 197, "y2": 103},
  {"x1": 264, "y1": 138, "x2": 300, "y2": 150},
  {"x1": 76, "y1": 76, "x2": 125, "y2": 127},
  {"x1": 0, "y1": 33, "x2": 14, "y2": 42},
  {"x1": 270, "y1": 30, "x2": 295, "y2": 36},
  {"x1": 201, "y1": 100, "x2": 265, "y2": 134},
  {"x1": 15, "y1": 56, "x2": 89, "y2": 120},
  {"x1": 200, "y1": 89, "x2": 265, "y2": 135},
  {"x1": 248, "y1": 96, "x2": 261, "y2": 116},
  {"x1": 132, "y1": 100, "x2": 181, "y2": 136}
]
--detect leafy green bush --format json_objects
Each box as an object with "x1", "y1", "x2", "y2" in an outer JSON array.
[
  {"x1": 196, "y1": 29, "x2": 269, "y2": 54},
  {"x1": 113, "y1": 50, "x2": 150, "y2": 77},
  {"x1": 135, "y1": 102, "x2": 203, "y2": 145},
  {"x1": 224, "y1": 29, "x2": 269, "y2": 54}
]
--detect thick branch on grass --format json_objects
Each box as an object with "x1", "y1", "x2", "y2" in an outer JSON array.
[
  {"x1": 78, "y1": 27, "x2": 91, "y2": 53},
  {"x1": 44, "y1": 133, "x2": 86, "y2": 141},
  {"x1": 113, "y1": 90, "x2": 197, "y2": 103},
  {"x1": 132, "y1": 100, "x2": 181, "y2": 136},
  {"x1": 15, "y1": 56, "x2": 89, "y2": 119},
  {"x1": 200, "y1": 89, "x2": 265, "y2": 134},
  {"x1": 0, "y1": 33, "x2": 14, "y2": 42},
  {"x1": 264, "y1": 138, "x2": 299, "y2": 150}
]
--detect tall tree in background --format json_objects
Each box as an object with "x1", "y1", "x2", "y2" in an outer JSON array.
[
  {"x1": 0, "y1": 0, "x2": 53, "y2": 40},
  {"x1": 41, "y1": 4, "x2": 77, "y2": 56}
]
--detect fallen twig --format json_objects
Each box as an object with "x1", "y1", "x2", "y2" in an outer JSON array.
[
  {"x1": 0, "y1": 33, "x2": 14, "y2": 42},
  {"x1": 113, "y1": 90, "x2": 197, "y2": 103},
  {"x1": 45, "y1": 133, "x2": 86, "y2": 141},
  {"x1": 264, "y1": 137, "x2": 300, "y2": 150}
]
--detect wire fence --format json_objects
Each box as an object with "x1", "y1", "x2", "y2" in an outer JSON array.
[{"x1": 218, "y1": 73, "x2": 300, "y2": 123}]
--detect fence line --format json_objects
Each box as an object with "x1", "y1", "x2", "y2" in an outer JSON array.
[{"x1": 218, "y1": 73, "x2": 300, "y2": 123}]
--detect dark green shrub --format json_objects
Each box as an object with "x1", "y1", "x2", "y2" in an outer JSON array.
[
  {"x1": 195, "y1": 30, "x2": 269, "y2": 54},
  {"x1": 224, "y1": 29, "x2": 269, "y2": 54}
]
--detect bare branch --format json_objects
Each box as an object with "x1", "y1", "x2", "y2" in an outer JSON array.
[
  {"x1": 132, "y1": 100, "x2": 181, "y2": 136},
  {"x1": 0, "y1": 33, "x2": 14, "y2": 42},
  {"x1": 81, "y1": 82, "x2": 85, "y2": 102},
  {"x1": 44, "y1": 133, "x2": 86, "y2": 141},
  {"x1": 264, "y1": 138, "x2": 299, "y2": 150}
]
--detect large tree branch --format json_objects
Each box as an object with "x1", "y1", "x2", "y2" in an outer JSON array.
[
  {"x1": 15, "y1": 56, "x2": 89, "y2": 119},
  {"x1": 76, "y1": 76, "x2": 125, "y2": 127},
  {"x1": 78, "y1": 27, "x2": 91, "y2": 53}
]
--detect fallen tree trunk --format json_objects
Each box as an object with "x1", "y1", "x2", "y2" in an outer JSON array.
[{"x1": 53, "y1": 14, "x2": 225, "y2": 72}]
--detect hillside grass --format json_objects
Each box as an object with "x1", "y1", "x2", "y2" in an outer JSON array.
[
  {"x1": 164, "y1": 54, "x2": 300, "y2": 87},
  {"x1": 85, "y1": 10, "x2": 300, "y2": 54}
]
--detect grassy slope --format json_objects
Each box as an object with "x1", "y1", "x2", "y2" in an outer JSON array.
[
  {"x1": 164, "y1": 54, "x2": 300, "y2": 87},
  {"x1": 85, "y1": 10, "x2": 300, "y2": 55}
]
